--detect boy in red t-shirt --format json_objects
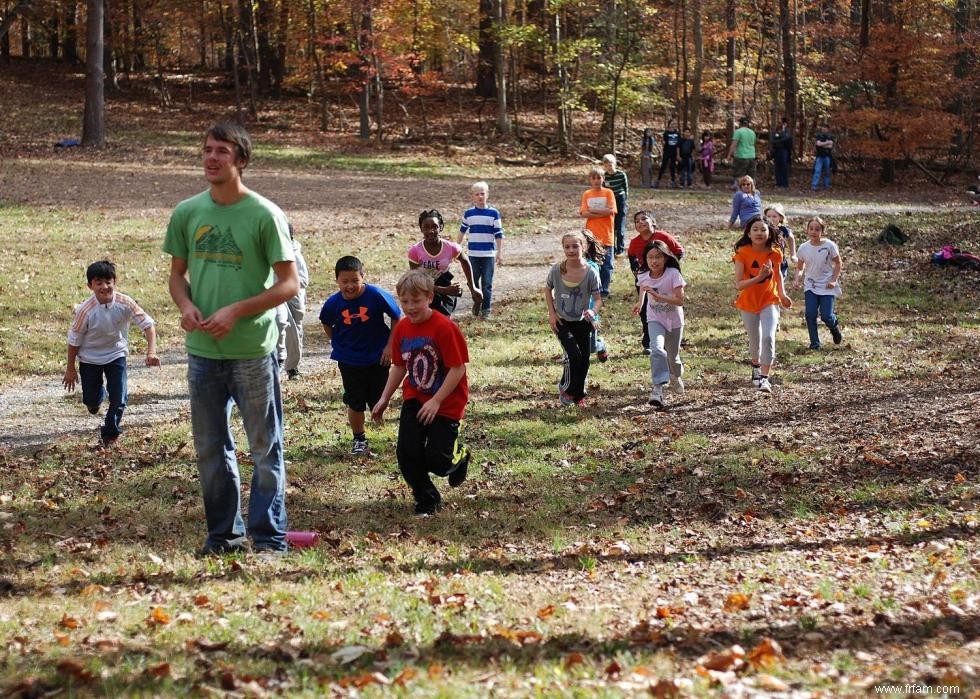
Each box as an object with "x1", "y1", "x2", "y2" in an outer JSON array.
[
  {"x1": 627, "y1": 210, "x2": 684, "y2": 353},
  {"x1": 372, "y1": 269, "x2": 471, "y2": 516}
]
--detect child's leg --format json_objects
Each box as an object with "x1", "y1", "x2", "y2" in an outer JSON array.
[
  {"x1": 739, "y1": 311, "x2": 762, "y2": 364},
  {"x1": 640, "y1": 296, "x2": 650, "y2": 349},
  {"x1": 614, "y1": 194, "x2": 627, "y2": 255},
  {"x1": 78, "y1": 361, "x2": 106, "y2": 412},
  {"x1": 102, "y1": 357, "x2": 128, "y2": 441},
  {"x1": 423, "y1": 415, "x2": 467, "y2": 478},
  {"x1": 647, "y1": 320, "x2": 670, "y2": 386},
  {"x1": 804, "y1": 290, "x2": 821, "y2": 348},
  {"x1": 818, "y1": 293, "x2": 839, "y2": 331},
  {"x1": 397, "y1": 400, "x2": 441, "y2": 510},
  {"x1": 665, "y1": 324, "x2": 684, "y2": 379},
  {"x1": 759, "y1": 305, "x2": 780, "y2": 373},
  {"x1": 599, "y1": 248, "x2": 614, "y2": 296},
  {"x1": 555, "y1": 321, "x2": 590, "y2": 400},
  {"x1": 479, "y1": 257, "x2": 496, "y2": 312},
  {"x1": 284, "y1": 293, "x2": 305, "y2": 371}
]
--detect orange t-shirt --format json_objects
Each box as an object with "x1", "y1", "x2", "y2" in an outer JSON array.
[
  {"x1": 733, "y1": 245, "x2": 783, "y2": 314},
  {"x1": 579, "y1": 187, "x2": 617, "y2": 247}
]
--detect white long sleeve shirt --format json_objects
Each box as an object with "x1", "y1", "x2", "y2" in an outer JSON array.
[{"x1": 67, "y1": 292, "x2": 155, "y2": 365}]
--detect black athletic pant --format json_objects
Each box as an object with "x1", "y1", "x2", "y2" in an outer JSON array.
[
  {"x1": 556, "y1": 319, "x2": 593, "y2": 401},
  {"x1": 658, "y1": 148, "x2": 678, "y2": 183},
  {"x1": 397, "y1": 399, "x2": 466, "y2": 509}
]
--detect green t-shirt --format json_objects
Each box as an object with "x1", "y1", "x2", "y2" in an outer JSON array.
[
  {"x1": 163, "y1": 190, "x2": 294, "y2": 360},
  {"x1": 732, "y1": 126, "x2": 757, "y2": 159}
]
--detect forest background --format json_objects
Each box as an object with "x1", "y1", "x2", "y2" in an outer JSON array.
[{"x1": 0, "y1": 0, "x2": 977, "y2": 181}]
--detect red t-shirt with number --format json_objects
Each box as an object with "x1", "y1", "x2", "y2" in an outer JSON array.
[{"x1": 391, "y1": 311, "x2": 470, "y2": 420}]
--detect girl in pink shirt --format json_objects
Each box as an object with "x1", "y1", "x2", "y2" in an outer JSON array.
[{"x1": 408, "y1": 209, "x2": 482, "y2": 317}]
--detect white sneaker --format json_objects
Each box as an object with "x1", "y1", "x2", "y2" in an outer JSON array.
[
  {"x1": 757, "y1": 376, "x2": 772, "y2": 393},
  {"x1": 669, "y1": 376, "x2": 685, "y2": 395},
  {"x1": 648, "y1": 383, "x2": 666, "y2": 407}
]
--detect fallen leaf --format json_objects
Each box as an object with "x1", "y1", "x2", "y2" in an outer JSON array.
[
  {"x1": 56, "y1": 658, "x2": 93, "y2": 682},
  {"x1": 747, "y1": 638, "x2": 784, "y2": 668},
  {"x1": 146, "y1": 662, "x2": 171, "y2": 678},
  {"x1": 723, "y1": 592, "x2": 751, "y2": 612},
  {"x1": 536, "y1": 604, "x2": 556, "y2": 619},
  {"x1": 59, "y1": 614, "x2": 82, "y2": 630},
  {"x1": 757, "y1": 673, "x2": 790, "y2": 691},
  {"x1": 565, "y1": 652, "x2": 585, "y2": 668},
  {"x1": 605, "y1": 660, "x2": 623, "y2": 677},
  {"x1": 700, "y1": 645, "x2": 745, "y2": 672},
  {"x1": 146, "y1": 607, "x2": 171, "y2": 627},
  {"x1": 393, "y1": 667, "x2": 417, "y2": 687},
  {"x1": 329, "y1": 645, "x2": 371, "y2": 665}
]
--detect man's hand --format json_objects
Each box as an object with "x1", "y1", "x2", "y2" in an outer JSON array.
[
  {"x1": 180, "y1": 305, "x2": 205, "y2": 332},
  {"x1": 63, "y1": 367, "x2": 77, "y2": 392},
  {"x1": 146, "y1": 354, "x2": 162, "y2": 367},
  {"x1": 201, "y1": 305, "x2": 240, "y2": 340}
]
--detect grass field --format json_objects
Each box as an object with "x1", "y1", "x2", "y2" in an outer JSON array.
[{"x1": 0, "y1": 139, "x2": 978, "y2": 696}]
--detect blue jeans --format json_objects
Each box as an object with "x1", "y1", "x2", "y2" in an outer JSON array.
[
  {"x1": 80, "y1": 356, "x2": 127, "y2": 442},
  {"x1": 804, "y1": 290, "x2": 838, "y2": 349},
  {"x1": 811, "y1": 155, "x2": 832, "y2": 190},
  {"x1": 613, "y1": 194, "x2": 627, "y2": 255},
  {"x1": 187, "y1": 353, "x2": 287, "y2": 552},
  {"x1": 774, "y1": 149, "x2": 791, "y2": 187},
  {"x1": 469, "y1": 256, "x2": 496, "y2": 313},
  {"x1": 599, "y1": 247, "x2": 614, "y2": 296}
]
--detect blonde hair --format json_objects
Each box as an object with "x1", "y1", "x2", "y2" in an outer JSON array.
[
  {"x1": 588, "y1": 165, "x2": 605, "y2": 179},
  {"x1": 601, "y1": 154, "x2": 617, "y2": 165},
  {"x1": 738, "y1": 175, "x2": 756, "y2": 193},
  {"x1": 470, "y1": 180, "x2": 489, "y2": 194},
  {"x1": 764, "y1": 203, "x2": 785, "y2": 223},
  {"x1": 396, "y1": 269, "x2": 434, "y2": 297}
]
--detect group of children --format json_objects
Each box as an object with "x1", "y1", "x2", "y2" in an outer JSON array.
[{"x1": 63, "y1": 173, "x2": 844, "y2": 516}]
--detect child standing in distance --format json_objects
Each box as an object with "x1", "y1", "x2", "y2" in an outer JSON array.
[
  {"x1": 794, "y1": 216, "x2": 843, "y2": 350},
  {"x1": 545, "y1": 231, "x2": 603, "y2": 407},
  {"x1": 733, "y1": 216, "x2": 793, "y2": 393},
  {"x1": 319, "y1": 256, "x2": 402, "y2": 455},
  {"x1": 457, "y1": 181, "x2": 504, "y2": 318},
  {"x1": 763, "y1": 204, "x2": 797, "y2": 281},
  {"x1": 409, "y1": 209, "x2": 482, "y2": 318},
  {"x1": 277, "y1": 223, "x2": 310, "y2": 379},
  {"x1": 729, "y1": 175, "x2": 763, "y2": 229},
  {"x1": 371, "y1": 270, "x2": 471, "y2": 516},
  {"x1": 678, "y1": 129, "x2": 696, "y2": 188},
  {"x1": 627, "y1": 211, "x2": 685, "y2": 354},
  {"x1": 63, "y1": 260, "x2": 160, "y2": 446},
  {"x1": 632, "y1": 241, "x2": 686, "y2": 408},
  {"x1": 601, "y1": 154, "x2": 629, "y2": 257},
  {"x1": 699, "y1": 131, "x2": 715, "y2": 187},
  {"x1": 579, "y1": 166, "x2": 617, "y2": 297}
]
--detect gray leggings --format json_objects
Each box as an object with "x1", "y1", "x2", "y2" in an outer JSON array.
[
  {"x1": 740, "y1": 305, "x2": 780, "y2": 366},
  {"x1": 648, "y1": 320, "x2": 683, "y2": 386}
]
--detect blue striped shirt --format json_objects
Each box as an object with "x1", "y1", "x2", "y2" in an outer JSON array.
[{"x1": 459, "y1": 206, "x2": 504, "y2": 258}]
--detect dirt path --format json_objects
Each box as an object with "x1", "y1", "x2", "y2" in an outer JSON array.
[{"x1": 0, "y1": 159, "x2": 947, "y2": 452}]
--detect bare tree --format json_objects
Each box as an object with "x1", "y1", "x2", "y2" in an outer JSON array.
[{"x1": 82, "y1": 0, "x2": 106, "y2": 147}]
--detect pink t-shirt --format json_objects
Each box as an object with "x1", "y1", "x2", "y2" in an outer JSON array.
[
  {"x1": 637, "y1": 267, "x2": 686, "y2": 331},
  {"x1": 408, "y1": 239, "x2": 463, "y2": 280}
]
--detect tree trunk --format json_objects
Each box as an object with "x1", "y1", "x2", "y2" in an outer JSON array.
[
  {"x1": 690, "y1": 0, "x2": 703, "y2": 136},
  {"x1": 476, "y1": 0, "x2": 496, "y2": 97},
  {"x1": 680, "y1": 0, "x2": 689, "y2": 130},
  {"x1": 495, "y1": 0, "x2": 510, "y2": 135},
  {"x1": 21, "y1": 16, "x2": 32, "y2": 57},
  {"x1": 131, "y1": 0, "x2": 144, "y2": 69},
  {"x1": 64, "y1": 2, "x2": 79, "y2": 63},
  {"x1": 553, "y1": 8, "x2": 568, "y2": 156},
  {"x1": 103, "y1": 1, "x2": 117, "y2": 91},
  {"x1": 255, "y1": 0, "x2": 273, "y2": 93},
  {"x1": 726, "y1": 0, "x2": 735, "y2": 137},
  {"x1": 0, "y1": 0, "x2": 33, "y2": 44},
  {"x1": 274, "y1": 0, "x2": 287, "y2": 93},
  {"x1": 779, "y1": 0, "x2": 797, "y2": 133},
  {"x1": 237, "y1": 0, "x2": 259, "y2": 114},
  {"x1": 82, "y1": 0, "x2": 106, "y2": 148},
  {"x1": 47, "y1": 16, "x2": 59, "y2": 58},
  {"x1": 358, "y1": 0, "x2": 373, "y2": 139}
]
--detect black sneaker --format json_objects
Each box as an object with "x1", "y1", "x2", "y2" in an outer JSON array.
[
  {"x1": 286, "y1": 368, "x2": 300, "y2": 380},
  {"x1": 448, "y1": 446, "x2": 470, "y2": 487},
  {"x1": 831, "y1": 325, "x2": 843, "y2": 345},
  {"x1": 414, "y1": 500, "x2": 443, "y2": 516},
  {"x1": 87, "y1": 404, "x2": 99, "y2": 415},
  {"x1": 351, "y1": 437, "x2": 369, "y2": 455}
]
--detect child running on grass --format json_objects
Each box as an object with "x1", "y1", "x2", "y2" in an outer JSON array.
[
  {"x1": 579, "y1": 166, "x2": 617, "y2": 297},
  {"x1": 633, "y1": 240, "x2": 686, "y2": 408},
  {"x1": 63, "y1": 259, "x2": 160, "y2": 447},
  {"x1": 733, "y1": 216, "x2": 793, "y2": 394},
  {"x1": 729, "y1": 175, "x2": 763, "y2": 229},
  {"x1": 457, "y1": 181, "x2": 504, "y2": 318},
  {"x1": 409, "y1": 209, "x2": 482, "y2": 318},
  {"x1": 627, "y1": 210, "x2": 685, "y2": 355},
  {"x1": 763, "y1": 203, "x2": 797, "y2": 280},
  {"x1": 794, "y1": 216, "x2": 843, "y2": 350},
  {"x1": 545, "y1": 231, "x2": 603, "y2": 407},
  {"x1": 371, "y1": 270, "x2": 472, "y2": 516},
  {"x1": 319, "y1": 256, "x2": 402, "y2": 456}
]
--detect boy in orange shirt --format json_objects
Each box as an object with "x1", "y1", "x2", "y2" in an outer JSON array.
[{"x1": 579, "y1": 166, "x2": 617, "y2": 297}]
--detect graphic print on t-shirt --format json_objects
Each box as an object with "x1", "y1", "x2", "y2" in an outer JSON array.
[
  {"x1": 193, "y1": 224, "x2": 244, "y2": 268},
  {"x1": 558, "y1": 285, "x2": 586, "y2": 317},
  {"x1": 400, "y1": 335, "x2": 444, "y2": 395},
  {"x1": 341, "y1": 306, "x2": 370, "y2": 325}
]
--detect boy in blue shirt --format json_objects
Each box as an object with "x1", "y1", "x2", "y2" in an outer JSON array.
[
  {"x1": 319, "y1": 256, "x2": 402, "y2": 455},
  {"x1": 457, "y1": 181, "x2": 504, "y2": 318}
]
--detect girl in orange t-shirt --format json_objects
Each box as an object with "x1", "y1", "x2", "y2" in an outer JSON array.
[{"x1": 733, "y1": 216, "x2": 793, "y2": 393}]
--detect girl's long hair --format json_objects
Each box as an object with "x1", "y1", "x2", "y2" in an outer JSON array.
[
  {"x1": 638, "y1": 240, "x2": 681, "y2": 274},
  {"x1": 734, "y1": 215, "x2": 779, "y2": 251},
  {"x1": 581, "y1": 229, "x2": 606, "y2": 265}
]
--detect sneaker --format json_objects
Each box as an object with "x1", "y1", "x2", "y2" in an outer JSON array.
[
  {"x1": 758, "y1": 376, "x2": 772, "y2": 393},
  {"x1": 575, "y1": 397, "x2": 587, "y2": 408},
  {"x1": 648, "y1": 384, "x2": 665, "y2": 407},
  {"x1": 414, "y1": 500, "x2": 443, "y2": 517},
  {"x1": 286, "y1": 368, "x2": 300, "y2": 380},
  {"x1": 559, "y1": 391, "x2": 575, "y2": 406},
  {"x1": 87, "y1": 404, "x2": 99, "y2": 415},
  {"x1": 831, "y1": 325, "x2": 843, "y2": 345},
  {"x1": 751, "y1": 365, "x2": 762, "y2": 387},
  {"x1": 101, "y1": 435, "x2": 118, "y2": 448},
  {"x1": 351, "y1": 437, "x2": 369, "y2": 455},
  {"x1": 481, "y1": 309, "x2": 492, "y2": 319},
  {"x1": 643, "y1": 348, "x2": 652, "y2": 356},
  {"x1": 596, "y1": 350, "x2": 609, "y2": 362},
  {"x1": 669, "y1": 376, "x2": 685, "y2": 395},
  {"x1": 809, "y1": 343, "x2": 821, "y2": 351},
  {"x1": 448, "y1": 446, "x2": 470, "y2": 487}
]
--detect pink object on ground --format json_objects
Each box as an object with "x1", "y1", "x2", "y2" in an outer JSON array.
[{"x1": 285, "y1": 531, "x2": 320, "y2": 548}]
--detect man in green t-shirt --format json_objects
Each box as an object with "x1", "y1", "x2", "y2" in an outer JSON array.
[
  {"x1": 727, "y1": 116, "x2": 757, "y2": 185},
  {"x1": 163, "y1": 123, "x2": 299, "y2": 556}
]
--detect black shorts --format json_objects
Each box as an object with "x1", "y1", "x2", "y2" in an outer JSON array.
[{"x1": 339, "y1": 362, "x2": 390, "y2": 412}]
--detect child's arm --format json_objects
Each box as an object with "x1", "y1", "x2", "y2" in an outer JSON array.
[
  {"x1": 416, "y1": 364, "x2": 467, "y2": 425},
  {"x1": 827, "y1": 254, "x2": 842, "y2": 289},
  {"x1": 544, "y1": 286, "x2": 561, "y2": 333},
  {"x1": 143, "y1": 326, "x2": 161, "y2": 366},
  {"x1": 775, "y1": 263, "x2": 793, "y2": 308},
  {"x1": 729, "y1": 193, "x2": 740, "y2": 228},
  {"x1": 456, "y1": 252, "x2": 484, "y2": 305},
  {"x1": 496, "y1": 237, "x2": 504, "y2": 266},
  {"x1": 648, "y1": 284, "x2": 685, "y2": 307},
  {"x1": 321, "y1": 324, "x2": 332, "y2": 341},
  {"x1": 787, "y1": 231, "x2": 797, "y2": 261},
  {"x1": 631, "y1": 289, "x2": 647, "y2": 316},
  {"x1": 63, "y1": 344, "x2": 80, "y2": 392},
  {"x1": 371, "y1": 364, "x2": 407, "y2": 424}
]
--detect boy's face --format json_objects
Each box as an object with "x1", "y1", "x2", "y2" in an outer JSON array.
[
  {"x1": 589, "y1": 172, "x2": 603, "y2": 188},
  {"x1": 336, "y1": 270, "x2": 366, "y2": 300},
  {"x1": 601, "y1": 161, "x2": 615, "y2": 174},
  {"x1": 202, "y1": 135, "x2": 246, "y2": 187},
  {"x1": 88, "y1": 276, "x2": 116, "y2": 304},
  {"x1": 634, "y1": 214, "x2": 653, "y2": 234},
  {"x1": 399, "y1": 290, "x2": 434, "y2": 324},
  {"x1": 471, "y1": 187, "x2": 488, "y2": 208}
]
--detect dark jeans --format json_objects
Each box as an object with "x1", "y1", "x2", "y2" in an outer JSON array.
[
  {"x1": 679, "y1": 156, "x2": 694, "y2": 186},
  {"x1": 774, "y1": 148, "x2": 791, "y2": 187},
  {"x1": 804, "y1": 290, "x2": 839, "y2": 349},
  {"x1": 613, "y1": 193, "x2": 627, "y2": 255},
  {"x1": 397, "y1": 399, "x2": 467, "y2": 510},
  {"x1": 469, "y1": 256, "x2": 496, "y2": 312},
  {"x1": 556, "y1": 318, "x2": 593, "y2": 400},
  {"x1": 638, "y1": 294, "x2": 650, "y2": 348},
  {"x1": 657, "y1": 151, "x2": 677, "y2": 183},
  {"x1": 80, "y1": 356, "x2": 127, "y2": 442}
]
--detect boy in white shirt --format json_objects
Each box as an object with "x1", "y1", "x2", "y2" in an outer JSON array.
[{"x1": 63, "y1": 260, "x2": 160, "y2": 446}]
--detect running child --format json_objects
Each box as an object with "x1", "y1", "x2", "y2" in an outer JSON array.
[
  {"x1": 409, "y1": 209, "x2": 482, "y2": 317},
  {"x1": 632, "y1": 240, "x2": 686, "y2": 408},
  {"x1": 794, "y1": 216, "x2": 843, "y2": 350},
  {"x1": 627, "y1": 210, "x2": 684, "y2": 354},
  {"x1": 763, "y1": 203, "x2": 797, "y2": 280},
  {"x1": 729, "y1": 175, "x2": 763, "y2": 229},
  {"x1": 457, "y1": 181, "x2": 504, "y2": 318},
  {"x1": 579, "y1": 166, "x2": 617, "y2": 297},
  {"x1": 63, "y1": 259, "x2": 160, "y2": 446},
  {"x1": 319, "y1": 256, "x2": 402, "y2": 455},
  {"x1": 733, "y1": 216, "x2": 793, "y2": 393},
  {"x1": 544, "y1": 231, "x2": 603, "y2": 407},
  {"x1": 371, "y1": 270, "x2": 472, "y2": 516}
]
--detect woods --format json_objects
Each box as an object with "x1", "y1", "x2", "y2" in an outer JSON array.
[{"x1": 0, "y1": 0, "x2": 977, "y2": 177}]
